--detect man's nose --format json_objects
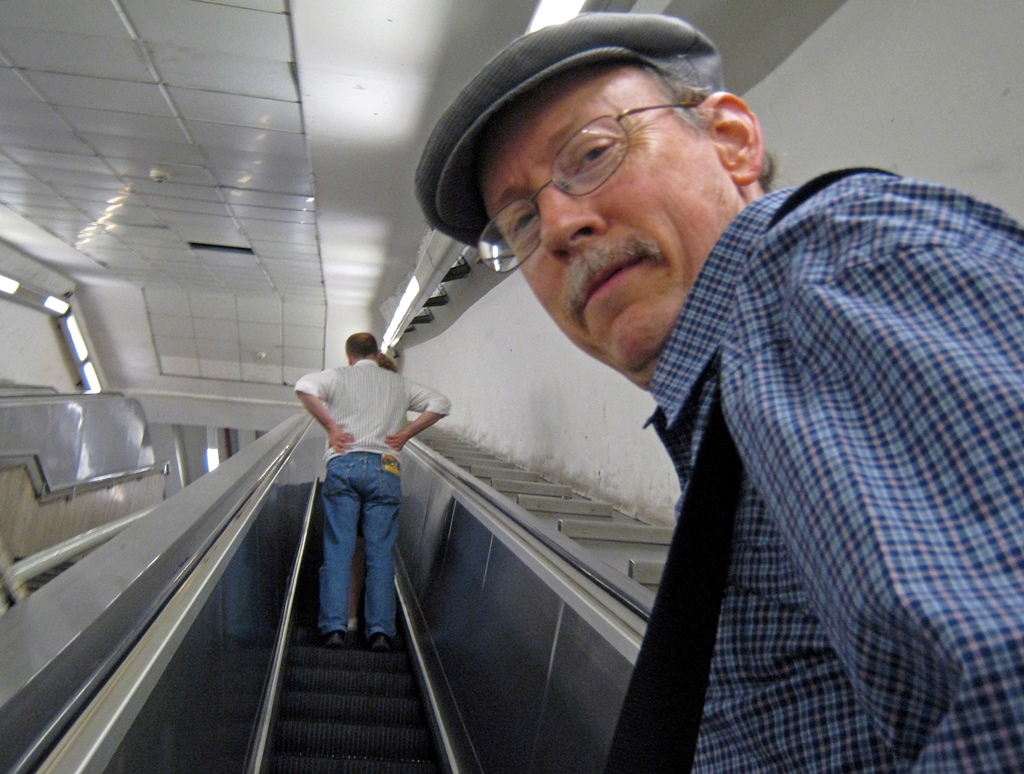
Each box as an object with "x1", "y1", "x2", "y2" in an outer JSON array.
[{"x1": 535, "y1": 187, "x2": 604, "y2": 257}]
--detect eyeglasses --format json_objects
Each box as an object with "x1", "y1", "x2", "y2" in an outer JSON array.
[{"x1": 477, "y1": 93, "x2": 707, "y2": 273}]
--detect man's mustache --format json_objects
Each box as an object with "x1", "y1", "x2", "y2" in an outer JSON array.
[{"x1": 567, "y1": 236, "x2": 662, "y2": 325}]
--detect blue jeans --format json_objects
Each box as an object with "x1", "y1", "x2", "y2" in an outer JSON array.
[{"x1": 319, "y1": 452, "x2": 402, "y2": 638}]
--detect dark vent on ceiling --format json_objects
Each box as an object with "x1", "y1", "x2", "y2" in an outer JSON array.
[{"x1": 188, "y1": 242, "x2": 255, "y2": 256}]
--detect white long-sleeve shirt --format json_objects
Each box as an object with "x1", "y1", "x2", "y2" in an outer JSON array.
[{"x1": 294, "y1": 359, "x2": 450, "y2": 461}]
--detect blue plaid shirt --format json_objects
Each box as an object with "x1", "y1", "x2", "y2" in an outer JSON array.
[{"x1": 649, "y1": 171, "x2": 1024, "y2": 771}]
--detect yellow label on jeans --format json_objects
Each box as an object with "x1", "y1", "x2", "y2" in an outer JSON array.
[{"x1": 382, "y1": 453, "x2": 400, "y2": 476}]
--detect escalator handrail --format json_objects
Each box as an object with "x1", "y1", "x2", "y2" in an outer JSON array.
[{"x1": 0, "y1": 415, "x2": 312, "y2": 774}]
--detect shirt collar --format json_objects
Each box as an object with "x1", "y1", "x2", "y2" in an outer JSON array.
[{"x1": 648, "y1": 189, "x2": 791, "y2": 426}]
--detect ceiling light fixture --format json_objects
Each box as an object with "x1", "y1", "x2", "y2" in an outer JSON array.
[{"x1": 527, "y1": 0, "x2": 585, "y2": 32}]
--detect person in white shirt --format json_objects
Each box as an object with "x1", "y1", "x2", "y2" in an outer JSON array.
[{"x1": 295, "y1": 332, "x2": 450, "y2": 651}]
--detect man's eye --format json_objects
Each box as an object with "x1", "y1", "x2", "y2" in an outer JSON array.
[
  {"x1": 566, "y1": 140, "x2": 612, "y2": 175},
  {"x1": 499, "y1": 206, "x2": 536, "y2": 240},
  {"x1": 510, "y1": 209, "x2": 537, "y2": 238}
]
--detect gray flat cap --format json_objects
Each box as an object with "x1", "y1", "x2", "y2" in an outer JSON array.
[{"x1": 415, "y1": 12, "x2": 723, "y2": 247}]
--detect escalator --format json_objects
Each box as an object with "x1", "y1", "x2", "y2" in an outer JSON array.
[
  {"x1": 271, "y1": 635, "x2": 439, "y2": 773},
  {"x1": 266, "y1": 491, "x2": 443, "y2": 773},
  {"x1": 1, "y1": 413, "x2": 650, "y2": 773}
]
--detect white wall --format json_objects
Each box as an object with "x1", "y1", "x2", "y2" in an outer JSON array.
[
  {"x1": 399, "y1": 0, "x2": 1024, "y2": 527},
  {"x1": 746, "y1": 0, "x2": 1024, "y2": 223},
  {"x1": 0, "y1": 301, "x2": 79, "y2": 393}
]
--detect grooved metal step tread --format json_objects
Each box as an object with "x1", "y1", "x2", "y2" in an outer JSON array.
[
  {"x1": 516, "y1": 494, "x2": 615, "y2": 517},
  {"x1": 558, "y1": 519, "x2": 674, "y2": 545},
  {"x1": 270, "y1": 753, "x2": 440, "y2": 773},
  {"x1": 274, "y1": 719, "x2": 435, "y2": 761},
  {"x1": 490, "y1": 479, "x2": 574, "y2": 497},
  {"x1": 469, "y1": 466, "x2": 539, "y2": 482},
  {"x1": 451, "y1": 453, "x2": 512, "y2": 466},
  {"x1": 629, "y1": 559, "x2": 666, "y2": 585},
  {"x1": 281, "y1": 691, "x2": 425, "y2": 727},
  {"x1": 284, "y1": 666, "x2": 418, "y2": 699}
]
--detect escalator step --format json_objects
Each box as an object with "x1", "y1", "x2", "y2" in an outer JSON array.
[
  {"x1": 289, "y1": 644, "x2": 410, "y2": 674},
  {"x1": 275, "y1": 719, "x2": 436, "y2": 760},
  {"x1": 281, "y1": 691, "x2": 425, "y2": 727},
  {"x1": 286, "y1": 667, "x2": 418, "y2": 699},
  {"x1": 271, "y1": 753, "x2": 439, "y2": 773}
]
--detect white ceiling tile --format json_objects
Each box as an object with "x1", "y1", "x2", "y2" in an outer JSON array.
[
  {"x1": 283, "y1": 347, "x2": 325, "y2": 369},
  {"x1": 159, "y1": 356, "x2": 201, "y2": 377},
  {"x1": 187, "y1": 120, "x2": 307, "y2": 156},
  {"x1": 130, "y1": 182, "x2": 225, "y2": 204},
  {"x1": 92, "y1": 139, "x2": 208, "y2": 168},
  {"x1": 193, "y1": 320, "x2": 239, "y2": 343},
  {"x1": 199, "y1": 358, "x2": 242, "y2": 380},
  {"x1": 238, "y1": 322, "x2": 281, "y2": 345},
  {"x1": 0, "y1": 99, "x2": 65, "y2": 131},
  {"x1": 283, "y1": 324, "x2": 323, "y2": 347},
  {"x1": 0, "y1": 125, "x2": 92, "y2": 156},
  {"x1": 231, "y1": 208, "x2": 311, "y2": 226},
  {"x1": 144, "y1": 286, "x2": 191, "y2": 314},
  {"x1": 149, "y1": 314, "x2": 196, "y2": 337},
  {"x1": 241, "y1": 361, "x2": 284, "y2": 384},
  {"x1": 0, "y1": 29, "x2": 154, "y2": 82},
  {"x1": 160, "y1": 210, "x2": 237, "y2": 232},
  {"x1": 61, "y1": 107, "x2": 189, "y2": 144},
  {"x1": 215, "y1": 0, "x2": 287, "y2": 13},
  {"x1": 255, "y1": 246, "x2": 320, "y2": 261},
  {"x1": 213, "y1": 166, "x2": 313, "y2": 196},
  {"x1": 244, "y1": 220, "x2": 317, "y2": 245},
  {"x1": 2, "y1": 148, "x2": 109, "y2": 173},
  {"x1": 197, "y1": 337, "x2": 240, "y2": 358},
  {"x1": 0, "y1": 68, "x2": 39, "y2": 101},
  {"x1": 153, "y1": 335, "x2": 198, "y2": 357},
  {"x1": 149, "y1": 42, "x2": 297, "y2": 101},
  {"x1": 225, "y1": 188, "x2": 313, "y2": 208},
  {"x1": 236, "y1": 294, "x2": 282, "y2": 323},
  {"x1": 189, "y1": 290, "x2": 237, "y2": 319},
  {"x1": 111, "y1": 224, "x2": 180, "y2": 246},
  {"x1": 282, "y1": 300, "x2": 325, "y2": 327},
  {"x1": 169, "y1": 87, "x2": 301, "y2": 133},
  {"x1": 0, "y1": 0, "x2": 127, "y2": 37},
  {"x1": 123, "y1": 0, "x2": 292, "y2": 59},
  {"x1": 26, "y1": 71, "x2": 175, "y2": 115}
]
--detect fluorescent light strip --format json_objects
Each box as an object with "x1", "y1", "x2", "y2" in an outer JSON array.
[
  {"x1": 44, "y1": 295, "x2": 70, "y2": 315},
  {"x1": 0, "y1": 274, "x2": 19, "y2": 295},
  {"x1": 82, "y1": 361, "x2": 101, "y2": 393},
  {"x1": 382, "y1": 277, "x2": 420, "y2": 350},
  {"x1": 66, "y1": 315, "x2": 89, "y2": 361}
]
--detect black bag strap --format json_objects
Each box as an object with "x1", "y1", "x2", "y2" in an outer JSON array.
[
  {"x1": 605, "y1": 167, "x2": 895, "y2": 773},
  {"x1": 604, "y1": 391, "x2": 741, "y2": 772},
  {"x1": 767, "y1": 167, "x2": 896, "y2": 229}
]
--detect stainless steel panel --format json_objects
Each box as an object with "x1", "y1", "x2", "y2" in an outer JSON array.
[
  {"x1": 401, "y1": 473, "x2": 456, "y2": 601},
  {"x1": 105, "y1": 476, "x2": 313, "y2": 772},
  {"x1": 0, "y1": 414, "x2": 314, "y2": 773},
  {"x1": 398, "y1": 442, "x2": 646, "y2": 774},
  {"x1": 454, "y1": 535, "x2": 563, "y2": 774},
  {"x1": 531, "y1": 604, "x2": 633, "y2": 773},
  {"x1": 0, "y1": 394, "x2": 157, "y2": 492}
]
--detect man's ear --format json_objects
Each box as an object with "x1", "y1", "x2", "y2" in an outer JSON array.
[{"x1": 702, "y1": 92, "x2": 765, "y2": 189}]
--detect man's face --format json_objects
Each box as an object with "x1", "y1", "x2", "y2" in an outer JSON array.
[{"x1": 479, "y1": 66, "x2": 762, "y2": 387}]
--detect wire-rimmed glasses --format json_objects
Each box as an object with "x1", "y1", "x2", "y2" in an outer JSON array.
[{"x1": 477, "y1": 94, "x2": 707, "y2": 273}]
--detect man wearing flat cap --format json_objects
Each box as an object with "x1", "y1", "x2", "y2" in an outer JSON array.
[{"x1": 417, "y1": 12, "x2": 1024, "y2": 773}]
